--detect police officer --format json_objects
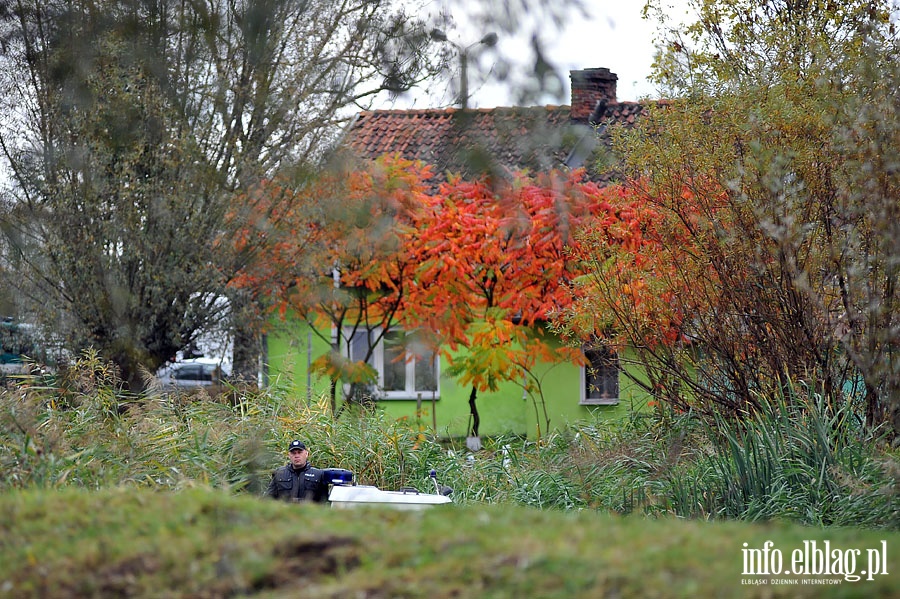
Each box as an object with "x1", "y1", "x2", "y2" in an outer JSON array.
[{"x1": 266, "y1": 440, "x2": 328, "y2": 502}]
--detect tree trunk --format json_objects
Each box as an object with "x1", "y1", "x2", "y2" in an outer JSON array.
[
  {"x1": 468, "y1": 385, "x2": 480, "y2": 437},
  {"x1": 231, "y1": 324, "x2": 261, "y2": 387},
  {"x1": 231, "y1": 292, "x2": 263, "y2": 387},
  {"x1": 330, "y1": 377, "x2": 338, "y2": 416}
]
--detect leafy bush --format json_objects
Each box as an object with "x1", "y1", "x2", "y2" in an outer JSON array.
[
  {"x1": 699, "y1": 389, "x2": 900, "y2": 528},
  {"x1": 2, "y1": 353, "x2": 897, "y2": 529}
]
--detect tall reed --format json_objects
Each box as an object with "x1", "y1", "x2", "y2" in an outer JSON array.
[{"x1": 2, "y1": 355, "x2": 897, "y2": 529}]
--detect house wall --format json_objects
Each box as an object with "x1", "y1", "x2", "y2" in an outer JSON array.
[
  {"x1": 266, "y1": 322, "x2": 333, "y2": 402},
  {"x1": 379, "y1": 375, "x2": 528, "y2": 440},
  {"x1": 523, "y1": 348, "x2": 652, "y2": 440},
  {"x1": 266, "y1": 319, "x2": 652, "y2": 440}
]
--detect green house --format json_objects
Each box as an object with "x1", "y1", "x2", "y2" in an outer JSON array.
[
  {"x1": 268, "y1": 320, "x2": 652, "y2": 440},
  {"x1": 266, "y1": 67, "x2": 654, "y2": 439}
]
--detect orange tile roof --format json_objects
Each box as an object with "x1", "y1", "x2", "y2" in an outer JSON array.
[{"x1": 343, "y1": 101, "x2": 646, "y2": 182}]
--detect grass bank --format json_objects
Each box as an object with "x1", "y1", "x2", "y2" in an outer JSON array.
[{"x1": 2, "y1": 486, "x2": 899, "y2": 598}]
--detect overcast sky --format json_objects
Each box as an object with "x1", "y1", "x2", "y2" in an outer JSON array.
[
  {"x1": 539, "y1": 2, "x2": 688, "y2": 103},
  {"x1": 481, "y1": 2, "x2": 671, "y2": 105},
  {"x1": 394, "y1": 0, "x2": 694, "y2": 109}
]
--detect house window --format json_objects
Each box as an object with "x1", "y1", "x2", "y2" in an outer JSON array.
[
  {"x1": 580, "y1": 345, "x2": 619, "y2": 405},
  {"x1": 346, "y1": 328, "x2": 439, "y2": 400}
]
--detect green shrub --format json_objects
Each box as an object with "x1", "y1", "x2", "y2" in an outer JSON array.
[{"x1": 1, "y1": 354, "x2": 897, "y2": 529}]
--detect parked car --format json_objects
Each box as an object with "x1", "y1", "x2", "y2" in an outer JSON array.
[
  {"x1": 1, "y1": 318, "x2": 34, "y2": 376},
  {"x1": 156, "y1": 358, "x2": 224, "y2": 389}
]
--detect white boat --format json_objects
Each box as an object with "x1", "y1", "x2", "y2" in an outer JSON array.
[
  {"x1": 328, "y1": 484, "x2": 452, "y2": 510},
  {"x1": 324, "y1": 468, "x2": 453, "y2": 510}
]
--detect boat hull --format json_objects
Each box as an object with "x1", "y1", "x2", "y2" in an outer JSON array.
[{"x1": 328, "y1": 485, "x2": 452, "y2": 510}]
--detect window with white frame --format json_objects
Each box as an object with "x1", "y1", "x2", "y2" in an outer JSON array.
[
  {"x1": 345, "y1": 328, "x2": 439, "y2": 400},
  {"x1": 580, "y1": 344, "x2": 619, "y2": 405}
]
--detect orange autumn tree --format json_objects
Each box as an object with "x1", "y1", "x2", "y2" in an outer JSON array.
[
  {"x1": 562, "y1": 179, "x2": 715, "y2": 414},
  {"x1": 404, "y1": 170, "x2": 600, "y2": 439},
  {"x1": 564, "y1": 171, "x2": 842, "y2": 418},
  {"x1": 611, "y1": 1, "x2": 900, "y2": 428},
  {"x1": 230, "y1": 155, "x2": 434, "y2": 413},
  {"x1": 232, "y1": 158, "x2": 671, "y2": 433}
]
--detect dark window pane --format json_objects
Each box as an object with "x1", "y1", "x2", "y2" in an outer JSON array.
[
  {"x1": 415, "y1": 350, "x2": 437, "y2": 392},
  {"x1": 174, "y1": 365, "x2": 198, "y2": 380},
  {"x1": 174, "y1": 365, "x2": 215, "y2": 381},
  {"x1": 585, "y1": 346, "x2": 618, "y2": 401},
  {"x1": 349, "y1": 330, "x2": 373, "y2": 365},
  {"x1": 383, "y1": 331, "x2": 406, "y2": 392}
]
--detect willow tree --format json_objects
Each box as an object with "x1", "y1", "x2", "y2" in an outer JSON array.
[
  {"x1": 576, "y1": 0, "x2": 899, "y2": 428},
  {"x1": 0, "y1": 0, "x2": 438, "y2": 389}
]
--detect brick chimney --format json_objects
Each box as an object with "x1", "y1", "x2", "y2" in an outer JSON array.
[{"x1": 570, "y1": 68, "x2": 618, "y2": 122}]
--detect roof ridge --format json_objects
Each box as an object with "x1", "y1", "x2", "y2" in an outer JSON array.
[
  {"x1": 358, "y1": 104, "x2": 574, "y2": 117},
  {"x1": 346, "y1": 99, "x2": 645, "y2": 182},
  {"x1": 358, "y1": 107, "x2": 456, "y2": 115}
]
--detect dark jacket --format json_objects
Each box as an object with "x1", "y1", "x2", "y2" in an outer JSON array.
[{"x1": 266, "y1": 462, "x2": 328, "y2": 503}]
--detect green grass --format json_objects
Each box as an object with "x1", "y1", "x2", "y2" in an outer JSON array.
[
  {"x1": 2, "y1": 356, "x2": 900, "y2": 596},
  {"x1": 3, "y1": 366, "x2": 899, "y2": 525},
  {"x1": 2, "y1": 486, "x2": 899, "y2": 598}
]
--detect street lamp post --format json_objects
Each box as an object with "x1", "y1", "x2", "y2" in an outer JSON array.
[{"x1": 431, "y1": 29, "x2": 498, "y2": 109}]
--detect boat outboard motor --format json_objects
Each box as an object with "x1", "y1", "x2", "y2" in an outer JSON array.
[{"x1": 429, "y1": 469, "x2": 453, "y2": 496}]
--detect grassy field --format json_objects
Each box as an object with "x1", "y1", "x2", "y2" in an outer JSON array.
[
  {"x1": 3, "y1": 359, "x2": 899, "y2": 597},
  {"x1": 2, "y1": 486, "x2": 898, "y2": 598}
]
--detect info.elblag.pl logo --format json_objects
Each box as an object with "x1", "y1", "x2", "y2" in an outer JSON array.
[{"x1": 742, "y1": 540, "x2": 889, "y2": 584}]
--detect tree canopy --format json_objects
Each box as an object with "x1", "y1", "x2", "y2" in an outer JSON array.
[
  {"x1": 232, "y1": 157, "x2": 607, "y2": 436},
  {"x1": 572, "y1": 0, "x2": 900, "y2": 429},
  {"x1": 0, "y1": 0, "x2": 439, "y2": 389}
]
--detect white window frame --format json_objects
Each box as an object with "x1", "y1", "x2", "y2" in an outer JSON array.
[
  {"x1": 580, "y1": 345, "x2": 619, "y2": 405},
  {"x1": 344, "y1": 327, "x2": 440, "y2": 401}
]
